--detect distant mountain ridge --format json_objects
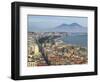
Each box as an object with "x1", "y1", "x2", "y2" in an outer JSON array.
[
  {"x1": 57, "y1": 23, "x2": 82, "y2": 28},
  {"x1": 50, "y1": 23, "x2": 87, "y2": 32}
]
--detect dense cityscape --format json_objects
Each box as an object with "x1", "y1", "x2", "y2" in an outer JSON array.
[{"x1": 27, "y1": 32, "x2": 87, "y2": 67}]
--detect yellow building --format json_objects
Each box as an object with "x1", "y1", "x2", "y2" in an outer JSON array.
[{"x1": 34, "y1": 44, "x2": 40, "y2": 56}]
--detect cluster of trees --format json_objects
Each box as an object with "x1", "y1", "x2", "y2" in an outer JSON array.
[{"x1": 38, "y1": 36, "x2": 55, "y2": 45}]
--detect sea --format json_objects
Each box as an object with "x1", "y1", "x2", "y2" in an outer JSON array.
[{"x1": 62, "y1": 33, "x2": 88, "y2": 48}]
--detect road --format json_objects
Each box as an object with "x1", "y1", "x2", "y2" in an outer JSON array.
[{"x1": 35, "y1": 38, "x2": 51, "y2": 65}]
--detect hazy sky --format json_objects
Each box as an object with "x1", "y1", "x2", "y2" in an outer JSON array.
[{"x1": 28, "y1": 15, "x2": 88, "y2": 31}]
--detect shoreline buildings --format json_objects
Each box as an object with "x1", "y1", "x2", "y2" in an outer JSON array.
[{"x1": 27, "y1": 32, "x2": 87, "y2": 67}]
